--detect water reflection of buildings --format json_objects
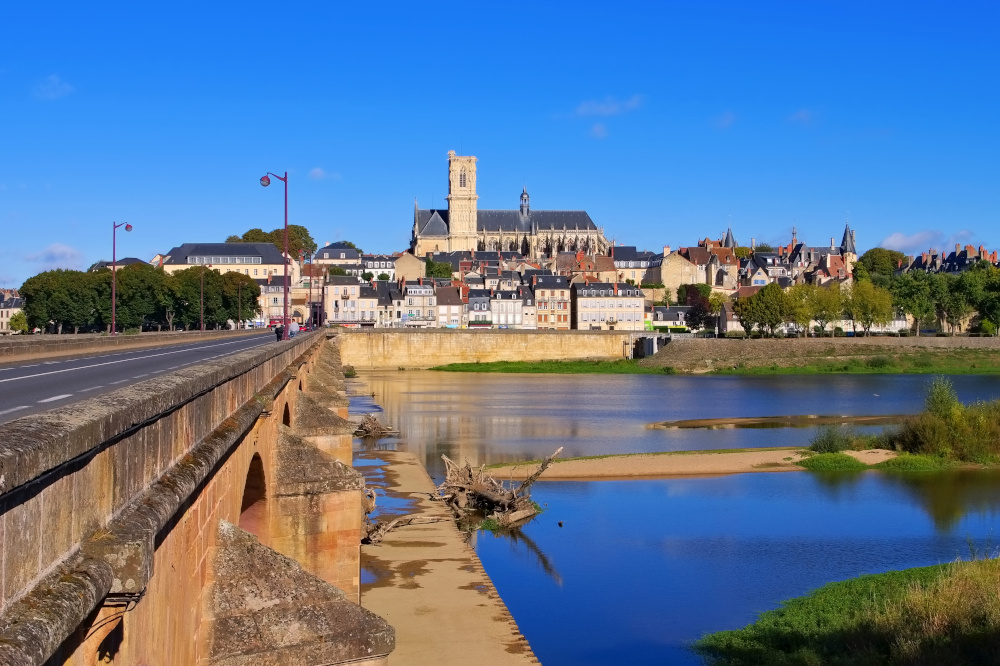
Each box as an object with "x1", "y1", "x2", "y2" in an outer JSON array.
[{"x1": 361, "y1": 372, "x2": 594, "y2": 475}]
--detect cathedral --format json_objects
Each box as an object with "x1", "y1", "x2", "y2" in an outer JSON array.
[{"x1": 410, "y1": 150, "x2": 609, "y2": 259}]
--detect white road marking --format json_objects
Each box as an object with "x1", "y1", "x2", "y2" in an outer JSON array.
[
  {"x1": 167, "y1": 365, "x2": 180, "y2": 369},
  {"x1": 78, "y1": 386, "x2": 103, "y2": 392},
  {"x1": 38, "y1": 394, "x2": 72, "y2": 403},
  {"x1": 0, "y1": 406, "x2": 29, "y2": 416},
  {"x1": 133, "y1": 374, "x2": 149, "y2": 378},
  {"x1": 42, "y1": 361, "x2": 60, "y2": 365},
  {"x1": 0, "y1": 338, "x2": 272, "y2": 385},
  {"x1": 109, "y1": 380, "x2": 129, "y2": 385}
]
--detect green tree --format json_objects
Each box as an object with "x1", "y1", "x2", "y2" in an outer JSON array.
[
  {"x1": 857, "y1": 247, "x2": 906, "y2": 279},
  {"x1": 845, "y1": 281, "x2": 894, "y2": 336},
  {"x1": 930, "y1": 273, "x2": 971, "y2": 333},
  {"x1": 376, "y1": 272, "x2": 391, "y2": 281},
  {"x1": 361, "y1": 271, "x2": 374, "y2": 281},
  {"x1": 168, "y1": 267, "x2": 227, "y2": 330},
  {"x1": 785, "y1": 284, "x2": 815, "y2": 335},
  {"x1": 733, "y1": 295, "x2": 762, "y2": 335},
  {"x1": 958, "y1": 262, "x2": 1000, "y2": 335},
  {"x1": 753, "y1": 243, "x2": 774, "y2": 253},
  {"x1": 425, "y1": 259, "x2": 453, "y2": 278},
  {"x1": 754, "y1": 283, "x2": 786, "y2": 335},
  {"x1": 808, "y1": 284, "x2": 843, "y2": 337},
  {"x1": 891, "y1": 271, "x2": 935, "y2": 336},
  {"x1": 228, "y1": 225, "x2": 317, "y2": 258},
  {"x1": 220, "y1": 272, "x2": 261, "y2": 326},
  {"x1": 733, "y1": 247, "x2": 751, "y2": 259},
  {"x1": 329, "y1": 267, "x2": 348, "y2": 277},
  {"x1": 9, "y1": 311, "x2": 27, "y2": 334}
]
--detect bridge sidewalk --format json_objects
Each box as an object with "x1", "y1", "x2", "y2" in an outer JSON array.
[{"x1": 357, "y1": 451, "x2": 538, "y2": 665}]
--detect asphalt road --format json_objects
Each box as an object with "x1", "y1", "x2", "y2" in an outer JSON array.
[{"x1": 0, "y1": 332, "x2": 276, "y2": 425}]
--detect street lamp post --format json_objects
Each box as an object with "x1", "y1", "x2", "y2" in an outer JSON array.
[
  {"x1": 260, "y1": 171, "x2": 289, "y2": 340},
  {"x1": 111, "y1": 221, "x2": 133, "y2": 335},
  {"x1": 237, "y1": 280, "x2": 242, "y2": 329},
  {"x1": 200, "y1": 263, "x2": 212, "y2": 332}
]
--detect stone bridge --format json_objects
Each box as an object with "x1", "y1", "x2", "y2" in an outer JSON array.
[{"x1": 0, "y1": 331, "x2": 394, "y2": 665}]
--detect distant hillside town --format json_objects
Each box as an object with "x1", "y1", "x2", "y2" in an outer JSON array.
[{"x1": 8, "y1": 150, "x2": 1000, "y2": 337}]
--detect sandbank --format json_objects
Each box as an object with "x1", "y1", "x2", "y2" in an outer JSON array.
[
  {"x1": 357, "y1": 451, "x2": 537, "y2": 665},
  {"x1": 487, "y1": 447, "x2": 899, "y2": 480}
]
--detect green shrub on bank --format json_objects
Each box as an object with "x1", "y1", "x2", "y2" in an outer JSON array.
[
  {"x1": 884, "y1": 377, "x2": 1000, "y2": 462},
  {"x1": 798, "y1": 453, "x2": 869, "y2": 472},
  {"x1": 873, "y1": 454, "x2": 955, "y2": 473},
  {"x1": 696, "y1": 559, "x2": 1000, "y2": 666},
  {"x1": 342, "y1": 365, "x2": 357, "y2": 378},
  {"x1": 810, "y1": 426, "x2": 854, "y2": 453}
]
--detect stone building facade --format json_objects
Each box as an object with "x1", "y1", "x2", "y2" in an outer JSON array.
[{"x1": 411, "y1": 151, "x2": 609, "y2": 259}]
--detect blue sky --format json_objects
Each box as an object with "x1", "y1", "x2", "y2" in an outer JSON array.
[{"x1": 2, "y1": 1, "x2": 997, "y2": 287}]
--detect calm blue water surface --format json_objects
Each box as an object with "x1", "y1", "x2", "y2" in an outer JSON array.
[
  {"x1": 476, "y1": 472, "x2": 1000, "y2": 665},
  {"x1": 353, "y1": 372, "x2": 1000, "y2": 479},
  {"x1": 350, "y1": 372, "x2": 1000, "y2": 664}
]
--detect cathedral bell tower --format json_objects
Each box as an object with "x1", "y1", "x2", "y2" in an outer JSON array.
[{"x1": 446, "y1": 150, "x2": 478, "y2": 252}]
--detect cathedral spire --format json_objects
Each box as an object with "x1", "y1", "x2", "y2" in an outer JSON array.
[{"x1": 520, "y1": 186, "x2": 530, "y2": 216}]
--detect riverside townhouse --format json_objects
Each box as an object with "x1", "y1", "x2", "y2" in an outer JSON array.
[{"x1": 571, "y1": 282, "x2": 646, "y2": 331}]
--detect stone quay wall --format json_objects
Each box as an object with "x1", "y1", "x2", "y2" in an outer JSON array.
[
  {"x1": 339, "y1": 329, "x2": 640, "y2": 369},
  {"x1": 0, "y1": 329, "x2": 268, "y2": 363},
  {"x1": 0, "y1": 330, "x2": 394, "y2": 665}
]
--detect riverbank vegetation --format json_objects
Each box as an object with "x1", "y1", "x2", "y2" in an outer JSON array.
[
  {"x1": 804, "y1": 378, "x2": 1000, "y2": 467},
  {"x1": 710, "y1": 348, "x2": 1000, "y2": 375},
  {"x1": 696, "y1": 557, "x2": 1000, "y2": 665}
]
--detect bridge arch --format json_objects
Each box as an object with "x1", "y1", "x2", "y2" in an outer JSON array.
[{"x1": 239, "y1": 453, "x2": 268, "y2": 540}]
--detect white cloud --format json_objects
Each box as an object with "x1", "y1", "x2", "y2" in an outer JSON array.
[
  {"x1": 788, "y1": 109, "x2": 815, "y2": 126},
  {"x1": 880, "y1": 229, "x2": 976, "y2": 254},
  {"x1": 308, "y1": 167, "x2": 341, "y2": 181},
  {"x1": 589, "y1": 123, "x2": 608, "y2": 139},
  {"x1": 575, "y1": 94, "x2": 643, "y2": 117},
  {"x1": 33, "y1": 74, "x2": 75, "y2": 100},
  {"x1": 713, "y1": 111, "x2": 736, "y2": 129},
  {"x1": 25, "y1": 243, "x2": 83, "y2": 270}
]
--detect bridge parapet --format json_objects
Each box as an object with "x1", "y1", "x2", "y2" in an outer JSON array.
[{"x1": 0, "y1": 331, "x2": 393, "y2": 665}]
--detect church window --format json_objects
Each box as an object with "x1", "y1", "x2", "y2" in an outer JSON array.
[{"x1": 459, "y1": 170, "x2": 467, "y2": 188}]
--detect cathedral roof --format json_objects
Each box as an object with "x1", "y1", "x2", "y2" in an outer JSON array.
[
  {"x1": 415, "y1": 210, "x2": 450, "y2": 237},
  {"x1": 415, "y1": 208, "x2": 598, "y2": 235}
]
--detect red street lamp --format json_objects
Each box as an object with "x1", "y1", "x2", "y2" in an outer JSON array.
[
  {"x1": 260, "y1": 171, "x2": 289, "y2": 340},
  {"x1": 200, "y1": 263, "x2": 212, "y2": 331},
  {"x1": 111, "y1": 221, "x2": 133, "y2": 335}
]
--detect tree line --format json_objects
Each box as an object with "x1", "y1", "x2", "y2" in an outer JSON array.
[
  {"x1": 725, "y1": 248, "x2": 1000, "y2": 337},
  {"x1": 19, "y1": 264, "x2": 261, "y2": 333}
]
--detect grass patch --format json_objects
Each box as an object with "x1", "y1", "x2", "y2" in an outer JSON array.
[
  {"x1": 797, "y1": 453, "x2": 870, "y2": 472},
  {"x1": 431, "y1": 359, "x2": 673, "y2": 374},
  {"x1": 709, "y1": 349, "x2": 1000, "y2": 376},
  {"x1": 478, "y1": 517, "x2": 501, "y2": 533},
  {"x1": 696, "y1": 558, "x2": 1000, "y2": 666},
  {"x1": 873, "y1": 454, "x2": 956, "y2": 473}
]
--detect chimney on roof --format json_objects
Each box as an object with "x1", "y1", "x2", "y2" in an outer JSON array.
[
  {"x1": 663, "y1": 245, "x2": 670, "y2": 256},
  {"x1": 981, "y1": 245, "x2": 987, "y2": 259},
  {"x1": 830, "y1": 238, "x2": 835, "y2": 250},
  {"x1": 957, "y1": 243, "x2": 961, "y2": 253},
  {"x1": 614, "y1": 283, "x2": 618, "y2": 295},
  {"x1": 751, "y1": 237, "x2": 755, "y2": 249}
]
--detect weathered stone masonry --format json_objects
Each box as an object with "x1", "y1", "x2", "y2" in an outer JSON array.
[{"x1": 0, "y1": 331, "x2": 393, "y2": 665}]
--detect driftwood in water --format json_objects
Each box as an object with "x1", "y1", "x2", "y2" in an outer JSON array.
[
  {"x1": 361, "y1": 488, "x2": 445, "y2": 545},
  {"x1": 355, "y1": 413, "x2": 395, "y2": 438},
  {"x1": 437, "y1": 447, "x2": 563, "y2": 528}
]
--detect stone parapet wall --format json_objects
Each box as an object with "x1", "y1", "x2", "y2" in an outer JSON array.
[
  {"x1": 0, "y1": 331, "x2": 321, "y2": 624},
  {"x1": 339, "y1": 329, "x2": 638, "y2": 369},
  {"x1": 0, "y1": 329, "x2": 267, "y2": 363}
]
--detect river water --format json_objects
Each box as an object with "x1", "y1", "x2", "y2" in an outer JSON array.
[{"x1": 351, "y1": 371, "x2": 1000, "y2": 664}]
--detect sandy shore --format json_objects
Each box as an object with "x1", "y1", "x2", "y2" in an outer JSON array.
[
  {"x1": 357, "y1": 451, "x2": 538, "y2": 665},
  {"x1": 488, "y1": 447, "x2": 898, "y2": 480},
  {"x1": 653, "y1": 414, "x2": 905, "y2": 429}
]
